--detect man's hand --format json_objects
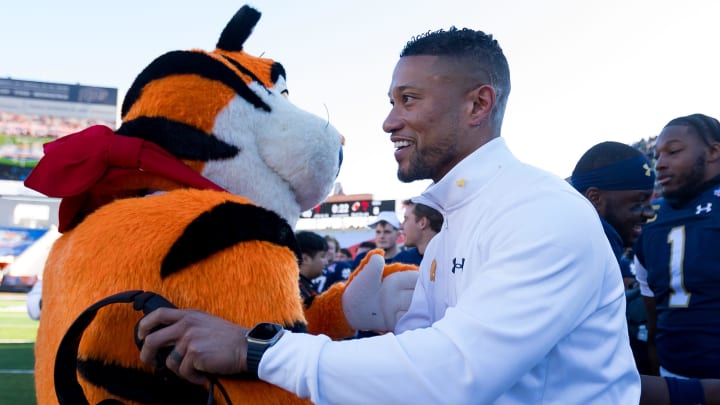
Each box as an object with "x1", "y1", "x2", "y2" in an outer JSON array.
[
  {"x1": 342, "y1": 250, "x2": 419, "y2": 331},
  {"x1": 137, "y1": 308, "x2": 249, "y2": 384}
]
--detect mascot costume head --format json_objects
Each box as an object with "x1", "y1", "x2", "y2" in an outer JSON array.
[{"x1": 26, "y1": 5, "x2": 350, "y2": 404}]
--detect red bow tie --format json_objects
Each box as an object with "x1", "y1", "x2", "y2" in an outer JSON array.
[{"x1": 25, "y1": 125, "x2": 225, "y2": 231}]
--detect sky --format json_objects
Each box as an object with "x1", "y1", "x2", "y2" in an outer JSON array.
[{"x1": 3, "y1": 0, "x2": 720, "y2": 200}]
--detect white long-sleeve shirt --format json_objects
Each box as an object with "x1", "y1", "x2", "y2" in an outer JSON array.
[{"x1": 261, "y1": 138, "x2": 640, "y2": 404}]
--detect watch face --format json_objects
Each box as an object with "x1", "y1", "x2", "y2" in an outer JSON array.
[{"x1": 248, "y1": 322, "x2": 283, "y2": 340}]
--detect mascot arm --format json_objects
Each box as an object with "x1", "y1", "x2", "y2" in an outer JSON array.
[{"x1": 304, "y1": 249, "x2": 418, "y2": 339}]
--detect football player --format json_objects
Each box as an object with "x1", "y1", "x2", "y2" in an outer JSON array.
[{"x1": 635, "y1": 113, "x2": 720, "y2": 380}]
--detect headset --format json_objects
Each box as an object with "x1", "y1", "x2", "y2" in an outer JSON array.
[{"x1": 54, "y1": 290, "x2": 232, "y2": 405}]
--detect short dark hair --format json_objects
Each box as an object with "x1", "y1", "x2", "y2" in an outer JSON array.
[
  {"x1": 665, "y1": 113, "x2": 720, "y2": 146},
  {"x1": 295, "y1": 231, "x2": 328, "y2": 258},
  {"x1": 400, "y1": 27, "x2": 511, "y2": 127},
  {"x1": 358, "y1": 241, "x2": 377, "y2": 249},
  {"x1": 573, "y1": 141, "x2": 645, "y2": 174},
  {"x1": 404, "y1": 199, "x2": 443, "y2": 233},
  {"x1": 338, "y1": 248, "x2": 352, "y2": 258}
]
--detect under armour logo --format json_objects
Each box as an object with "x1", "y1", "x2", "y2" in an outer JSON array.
[
  {"x1": 696, "y1": 202, "x2": 712, "y2": 215},
  {"x1": 643, "y1": 163, "x2": 652, "y2": 177},
  {"x1": 451, "y1": 258, "x2": 465, "y2": 274}
]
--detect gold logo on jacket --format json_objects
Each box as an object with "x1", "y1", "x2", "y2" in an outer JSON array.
[{"x1": 430, "y1": 259, "x2": 437, "y2": 281}]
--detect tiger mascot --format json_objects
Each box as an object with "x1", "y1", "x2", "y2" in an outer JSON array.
[{"x1": 26, "y1": 5, "x2": 417, "y2": 404}]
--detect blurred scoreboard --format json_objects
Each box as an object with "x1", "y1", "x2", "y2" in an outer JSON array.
[
  {"x1": 0, "y1": 78, "x2": 116, "y2": 123},
  {"x1": 305, "y1": 199, "x2": 396, "y2": 219}
]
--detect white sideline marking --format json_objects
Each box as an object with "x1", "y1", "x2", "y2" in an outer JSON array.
[{"x1": 0, "y1": 369, "x2": 33, "y2": 374}]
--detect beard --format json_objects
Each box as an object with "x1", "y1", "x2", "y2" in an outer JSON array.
[
  {"x1": 662, "y1": 155, "x2": 706, "y2": 200},
  {"x1": 397, "y1": 141, "x2": 458, "y2": 183}
]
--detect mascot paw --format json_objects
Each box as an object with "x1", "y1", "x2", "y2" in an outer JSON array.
[{"x1": 342, "y1": 249, "x2": 419, "y2": 332}]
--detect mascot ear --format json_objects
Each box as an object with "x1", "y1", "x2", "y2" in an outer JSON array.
[{"x1": 216, "y1": 5, "x2": 261, "y2": 52}]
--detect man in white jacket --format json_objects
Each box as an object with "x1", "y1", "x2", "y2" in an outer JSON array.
[{"x1": 139, "y1": 27, "x2": 641, "y2": 403}]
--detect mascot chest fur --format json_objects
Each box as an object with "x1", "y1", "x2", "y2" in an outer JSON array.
[{"x1": 36, "y1": 190, "x2": 311, "y2": 404}]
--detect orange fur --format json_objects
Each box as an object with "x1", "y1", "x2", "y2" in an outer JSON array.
[
  {"x1": 305, "y1": 250, "x2": 419, "y2": 339},
  {"x1": 123, "y1": 74, "x2": 236, "y2": 134},
  {"x1": 212, "y1": 50, "x2": 277, "y2": 88},
  {"x1": 305, "y1": 282, "x2": 354, "y2": 339},
  {"x1": 381, "y1": 261, "x2": 419, "y2": 279},
  {"x1": 35, "y1": 189, "x2": 314, "y2": 404},
  {"x1": 345, "y1": 248, "x2": 418, "y2": 283}
]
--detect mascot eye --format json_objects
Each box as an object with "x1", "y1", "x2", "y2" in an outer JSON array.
[{"x1": 281, "y1": 89, "x2": 289, "y2": 98}]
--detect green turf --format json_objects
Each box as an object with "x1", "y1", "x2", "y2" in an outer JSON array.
[
  {"x1": 0, "y1": 296, "x2": 38, "y2": 405},
  {"x1": 0, "y1": 342, "x2": 34, "y2": 368},
  {"x1": 0, "y1": 133, "x2": 54, "y2": 146},
  {"x1": 0, "y1": 298, "x2": 39, "y2": 341},
  {"x1": 0, "y1": 157, "x2": 37, "y2": 167},
  {"x1": 0, "y1": 373, "x2": 36, "y2": 404}
]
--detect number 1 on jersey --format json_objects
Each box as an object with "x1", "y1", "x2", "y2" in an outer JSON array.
[{"x1": 667, "y1": 226, "x2": 691, "y2": 307}]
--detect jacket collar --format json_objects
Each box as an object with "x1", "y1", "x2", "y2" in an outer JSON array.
[{"x1": 421, "y1": 137, "x2": 516, "y2": 212}]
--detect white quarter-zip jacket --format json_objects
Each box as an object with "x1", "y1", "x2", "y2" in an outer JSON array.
[{"x1": 260, "y1": 137, "x2": 641, "y2": 404}]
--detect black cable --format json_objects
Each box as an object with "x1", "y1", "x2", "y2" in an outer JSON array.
[{"x1": 207, "y1": 375, "x2": 233, "y2": 405}]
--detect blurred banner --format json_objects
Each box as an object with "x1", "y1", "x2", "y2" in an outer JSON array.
[
  {"x1": 0, "y1": 226, "x2": 49, "y2": 259},
  {"x1": 0, "y1": 226, "x2": 59, "y2": 291},
  {"x1": 0, "y1": 77, "x2": 117, "y2": 181}
]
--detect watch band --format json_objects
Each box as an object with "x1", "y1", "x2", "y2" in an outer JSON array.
[{"x1": 246, "y1": 341, "x2": 267, "y2": 378}]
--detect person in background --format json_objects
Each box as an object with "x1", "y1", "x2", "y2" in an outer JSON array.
[
  {"x1": 295, "y1": 231, "x2": 328, "y2": 308},
  {"x1": 323, "y1": 235, "x2": 340, "y2": 265},
  {"x1": 367, "y1": 211, "x2": 401, "y2": 261},
  {"x1": 392, "y1": 198, "x2": 443, "y2": 266},
  {"x1": 634, "y1": 113, "x2": 720, "y2": 380},
  {"x1": 354, "y1": 241, "x2": 376, "y2": 258},
  {"x1": 313, "y1": 235, "x2": 353, "y2": 294},
  {"x1": 139, "y1": 26, "x2": 640, "y2": 403},
  {"x1": 571, "y1": 142, "x2": 655, "y2": 290},
  {"x1": 350, "y1": 212, "x2": 402, "y2": 270},
  {"x1": 570, "y1": 141, "x2": 656, "y2": 375},
  {"x1": 336, "y1": 248, "x2": 352, "y2": 262},
  {"x1": 572, "y1": 139, "x2": 720, "y2": 405}
]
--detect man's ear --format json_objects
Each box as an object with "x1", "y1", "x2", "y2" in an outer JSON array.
[
  {"x1": 300, "y1": 252, "x2": 310, "y2": 266},
  {"x1": 468, "y1": 84, "x2": 495, "y2": 127},
  {"x1": 418, "y1": 216, "x2": 429, "y2": 230},
  {"x1": 584, "y1": 187, "x2": 605, "y2": 212},
  {"x1": 706, "y1": 142, "x2": 720, "y2": 164}
]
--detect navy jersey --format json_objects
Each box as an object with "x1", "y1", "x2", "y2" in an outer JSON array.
[
  {"x1": 299, "y1": 274, "x2": 319, "y2": 308},
  {"x1": 600, "y1": 217, "x2": 634, "y2": 278},
  {"x1": 392, "y1": 247, "x2": 423, "y2": 266},
  {"x1": 635, "y1": 183, "x2": 720, "y2": 378},
  {"x1": 312, "y1": 260, "x2": 353, "y2": 293}
]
